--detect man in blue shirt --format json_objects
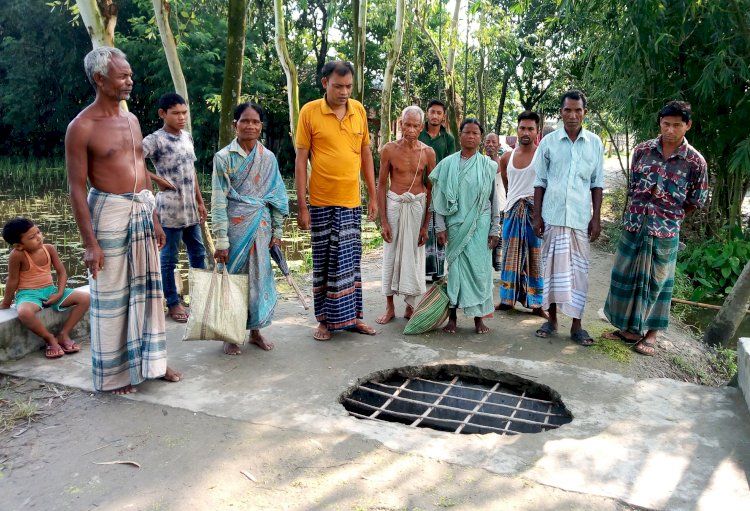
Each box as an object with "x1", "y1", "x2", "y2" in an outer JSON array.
[{"x1": 532, "y1": 90, "x2": 604, "y2": 345}]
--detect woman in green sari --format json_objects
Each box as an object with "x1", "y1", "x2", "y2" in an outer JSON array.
[{"x1": 429, "y1": 118, "x2": 501, "y2": 334}]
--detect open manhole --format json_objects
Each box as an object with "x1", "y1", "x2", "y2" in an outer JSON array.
[{"x1": 341, "y1": 365, "x2": 572, "y2": 435}]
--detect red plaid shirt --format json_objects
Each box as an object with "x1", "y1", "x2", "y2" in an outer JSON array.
[{"x1": 623, "y1": 137, "x2": 708, "y2": 238}]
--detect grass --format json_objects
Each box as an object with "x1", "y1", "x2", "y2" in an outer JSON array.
[
  {"x1": 585, "y1": 322, "x2": 633, "y2": 363},
  {"x1": 708, "y1": 347, "x2": 738, "y2": 380},
  {"x1": 671, "y1": 355, "x2": 711, "y2": 385},
  {"x1": 0, "y1": 397, "x2": 41, "y2": 434}
]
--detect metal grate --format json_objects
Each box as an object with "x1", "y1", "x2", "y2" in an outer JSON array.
[{"x1": 342, "y1": 374, "x2": 572, "y2": 435}]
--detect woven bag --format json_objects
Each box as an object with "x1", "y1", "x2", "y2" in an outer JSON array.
[
  {"x1": 403, "y1": 278, "x2": 449, "y2": 335},
  {"x1": 182, "y1": 267, "x2": 249, "y2": 345}
]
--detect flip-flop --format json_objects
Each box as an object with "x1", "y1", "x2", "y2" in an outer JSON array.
[
  {"x1": 313, "y1": 327, "x2": 332, "y2": 341},
  {"x1": 169, "y1": 311, "x2": 189, "y2": 323},
  {"x1": 633, "y1": 338, "x2": 656, "y2": 356},
  {"x1": 348, "y1": 322, "x2": 376, "y2": 335},
  {"x1": 571, "y1": 329, "x2": 596, "y2": 346},
  {"x1": 535, "y1": 321, "x2": 557, "y2": 338},
  {"x1": 45, "y1": 345, "x2": 64, "y2": 359},
  {"x1": 601, "y1": 330, "x2": 639, "y2": 344},
  {"x1": 59, "y1": 342, "x2": 81, "y2": 354}
]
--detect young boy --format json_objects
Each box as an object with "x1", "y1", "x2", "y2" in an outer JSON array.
[
  {"x1": 1, "y1": 218, "x2": 90, "y2": 358},
  {"x1": 142, "y1": 92, "x2": 207, "y2": 323}
]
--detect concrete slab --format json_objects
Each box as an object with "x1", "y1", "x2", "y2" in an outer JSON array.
[
  {"x1": 2, "y1": 254, "x2": 749, "y2": 510},
  {"x1": 3, "y1": 299, "x2": 750, "y2": 510},
  {"x1": 739, "y1": 338, "x2": 750, "y2": 413}
]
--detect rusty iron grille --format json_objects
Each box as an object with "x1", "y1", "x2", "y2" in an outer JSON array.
[{"x1": 343, "y1": 375, "x2": 572, "y2": 435}]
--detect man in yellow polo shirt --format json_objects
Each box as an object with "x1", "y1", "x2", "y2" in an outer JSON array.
[{"x1": 295, "y1": 60, "x2": 378, "y2": 341}]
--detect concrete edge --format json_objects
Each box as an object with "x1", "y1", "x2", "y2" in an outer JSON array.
[{"x1": 738, "y1": 338, "x2": 750, "y2": 415}]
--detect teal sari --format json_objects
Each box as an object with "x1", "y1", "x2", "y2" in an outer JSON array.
[{"x1": 429, "y1": 152, "x2": 496, "y2": 316}]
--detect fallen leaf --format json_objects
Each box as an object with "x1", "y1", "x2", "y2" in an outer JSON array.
[
  {"x1": 93, "y1": 460, "x2": 141, "y2": 468},
  {"x1": 240, "y1": 470, "x2": 257, "y2": 482}
]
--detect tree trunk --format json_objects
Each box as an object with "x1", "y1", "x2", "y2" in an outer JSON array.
[
  {"x1": 703, "y1": 259, "x2": 750, "y2": 348},
  {"x1": 219, "y1": 0, "x2": 248, "y2": 148},
  {"x1": 274, "y1": 0, "x2": 300, "y2": 142},
  {"x1": 76, "y1": 0, "x2": 117, "y2": 48},
  {"x1": 352, "y1": 0, "x2": 367, "y2": 101},
  {"x1": 151, "y1": 0, "x2": 191, "y2": 132},
  {"x1": 494, "y1": 73, "x2": 510, "y2": 134},
  {"x1": 444, "y1": 0, "x2": 462, "y2": 139},
  {"x1": 378, "y1": 0, "x2": 405, "y2": 149},
  {"x1": 415, "y1": 0, "x2": 461, "y2": 139},
  {"x1": 476, "y1": 29, "x2": 486, "y2": 130}
]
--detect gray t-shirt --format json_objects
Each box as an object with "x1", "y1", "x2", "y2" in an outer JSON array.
[{"x1": 142, "y1": 128, "x2": 200, "y2": 229}]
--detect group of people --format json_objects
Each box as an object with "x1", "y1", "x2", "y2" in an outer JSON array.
[{"x1": 0, "y1": 47, "x2": 708, "y2": 396}]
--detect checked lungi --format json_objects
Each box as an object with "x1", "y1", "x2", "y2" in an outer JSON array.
[
  {"x1": 88, "y1": 188, "x2": 167, "y2": 391},
  {"x1": 499, "y1": 198, "x2": 543, "y2": 308},
  {"x1": 604, "y1": 227, "x2": 679, "y2": 335},
  {"x1": 541, "y1": 225, "x2": 590, "y2": 319},
  {"x1": 310, "y1": 206, "x2": 363, "y2": 330}
]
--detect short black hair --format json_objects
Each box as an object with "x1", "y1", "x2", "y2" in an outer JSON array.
[
  {"x1": 321, "y1": 60, "x2": 354, "y2": 78},
  {"x1": 233, "y1": 102, "x2": 265, "y2": 122},
  {"x1": 427, "y1": 100, "x2": 447, "y2": 112},
  {"x1": 460, "y1": 117, "x2": 484, "y2": 135},
  {"x1": 658, "y1": 101, "x2": 691, "y2": 123},
  {"x1": 518, "y1": 110, "x2": 541, "y2": 126},
  {"x1": 158, "y1": 92, "x2": 186, "y2": 112},
  {"x1": 560, "y1": 89, "x2": 587, "y2": 109},
  {"x1": 3, "y1": 217, "x2": 35, "y2": 245}
]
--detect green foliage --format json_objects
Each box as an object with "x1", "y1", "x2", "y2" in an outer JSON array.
[
  {"x1": 708, "y1": 347, "x2": 738, "y2": 381},
  {"x1": 677, "y1": 229, "x2": 750, "y2": 301}
]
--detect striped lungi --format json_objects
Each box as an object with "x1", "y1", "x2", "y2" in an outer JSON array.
[
  {"x1": 541, "y1": 225, "x2": 590, "y2": 319},
  {"x1": 88, "y1": 188, "x2": 167, "y2": 391},
  {"x1": 499, "y1": 198, "x2": 543, "y2": 308},
  {"x1": 310, "y1": 206, "x2": 363, "y2": 330},
  {"x1": 604, "y1": 227, "x2": 679, "y2": 335}
]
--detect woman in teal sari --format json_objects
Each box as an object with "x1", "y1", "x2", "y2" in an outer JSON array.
[
  {"x1": 212, "y1": 103, "x2": 289, "y2": 355},
  {"x1": 430, "y1": 118, "x2": 501, "y2": 334}
]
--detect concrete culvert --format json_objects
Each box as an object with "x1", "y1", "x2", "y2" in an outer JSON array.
[{"x1": 340, "y1": 364, "x2": 573, "y2": 435}]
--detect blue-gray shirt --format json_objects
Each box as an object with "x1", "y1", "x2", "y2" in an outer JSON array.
[{"x1": 533, "y1": 127, "x2": 604, "y2": 230}]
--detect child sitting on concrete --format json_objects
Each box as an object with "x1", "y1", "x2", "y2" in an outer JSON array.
[{"x1": 1, "y1": 218, "x2": 90, "y2": 358}]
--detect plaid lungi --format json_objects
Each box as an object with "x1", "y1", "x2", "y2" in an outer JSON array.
[
  {"x1": 310, "y1": 206, "x2": 363, "y2": 330},
  {"x1": 604, "y1": 227, "x2": 679, "y2": 335},
  {"x1": 88, "y1": 188, "x2": 167, "y2": 391},
  {"x1": 541, "y1": 225, "x2": 590, "y2": 319},
  {"x1": 499, "y1": 198, "x2": 543, "y2": 308}
]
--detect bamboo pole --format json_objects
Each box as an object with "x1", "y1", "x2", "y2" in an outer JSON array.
[{"x1": 671, "y1": 297, "x2": 750, "y2": 314}]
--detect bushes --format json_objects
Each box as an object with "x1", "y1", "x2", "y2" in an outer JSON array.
[{"x1": 677, "y1": 228, "x2": 750, "y2": 301}]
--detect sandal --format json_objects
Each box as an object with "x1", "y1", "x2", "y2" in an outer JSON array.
[
  {"x1": 571, "y1": 329, "x2": 595, "y2": 346},
  {"x1": 535, "y1": 321, "x2": 557, "y2": 338},
  {"x1": 59, "y1": 341, "x2": 81, "y2": 354},
  {"x1": 45, "y1": 345, "x2": 64, "y2": 359},
  {"x1": 601, "y1": 330, "x2": 640, "y2": 345},
  {"x1": 348, "y1": 321, "x2": 376, "y2": 336},
  {"x1": 169, "y1": 310, "x2": 189, "y2": 323},
  {"x1": 633, "y1": 338, "x2": 656, "y2": 356},
  {"x1": 313, "y1": 326, "x2": 332, "y2": 341}
]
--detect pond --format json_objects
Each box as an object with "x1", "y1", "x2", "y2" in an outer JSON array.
[{"x1": 0, "y1": 159, "x2": 381, "y2": 298}]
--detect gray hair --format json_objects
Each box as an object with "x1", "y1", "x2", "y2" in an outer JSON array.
[
  {"x1": 401, "y1": 105, "x2": 425, "y2": 123},
  {"x1": 84, "y1": 47, "x2": 127, "y2": 88},
  {"x1": 485, "y1": 132, "x2": 499, "y2": 140}
]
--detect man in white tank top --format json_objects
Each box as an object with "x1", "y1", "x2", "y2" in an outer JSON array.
[{"x1": 496, "y1": 112, "x2": 547, "y2": 319}]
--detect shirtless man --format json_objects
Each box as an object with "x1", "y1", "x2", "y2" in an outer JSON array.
[
  {"x1": 66, "y1": 47, "x2": 181, "y2": 395},
  {"x1": 376, "y1": 106, "x2": 437, "y2": 324}
]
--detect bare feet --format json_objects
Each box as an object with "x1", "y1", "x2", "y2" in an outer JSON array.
[
  {"x1": 443, "y1": 319, "x2": 457, "y2": 334},
  {"x1": 223, "y1": 342, "x2": 242, "y2": 355},
  {"x1": 531, "y1": 308, "x2": 549, "y2": 319},
  {"x1": 495, "y1": 303, "x2": 513, "y2": 311},
  {"x1": 376, "y1": 307, "x2": 396, "y2": 324},
  {"x1": 56, "y1": 334, "x2": 80, "y2": 353},
  {"x1": 404, "y1": 305, "x2": 414, "y2": 319},
  {"x1": 250, "y1": 330, "x2": 274, "y2": 351},
  {"x1": 44, "y1": 344, "x2": 65, "y2": 359},
  {"x1": 474, "y1": 317, "x2": 490, "y2": 334},
  {"x1": 163, "y1": 367, "x2": 182, "y2": 382},
  {"x1": 313, "y1": 324, "x2": 332, "y2": 341},
  {"x1": 111, "y1": 385, "x2": 137, "y2": 395}
]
